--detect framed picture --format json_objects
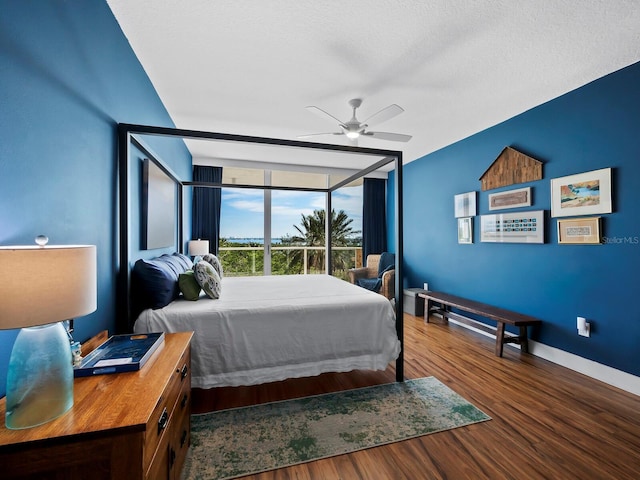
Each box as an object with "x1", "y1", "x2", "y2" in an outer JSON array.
[
  {"x1": 488, "y1": 187, "x2": 531, "y2": 211},
  {"x1": 480, "y1": 210, "x2": 544, "y2": 244},
  {"x1": 557, "y1": 217, "x2": 601, "y2": 244},
  {"x1": 458, "y1": 217, "x2": 473, "y2": 244},
  {"x1": 550, "y1": 168, "x2": 612, "y2": 217},
  {"x1": 454, "y1": 191, "x2": 477, "y2": 218}
]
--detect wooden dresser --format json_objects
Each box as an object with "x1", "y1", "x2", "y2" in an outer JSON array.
[{"x1": 0, "y1": 331, "x2": 193, "y2": 480}]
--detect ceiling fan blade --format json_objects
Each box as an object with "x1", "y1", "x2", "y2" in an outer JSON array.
[
  {"x1": 364, "y1": 131, "x2": 412, "y2": 142},
  {"x1": 361, "y1": 104, "x2": 404, "y2": 127},
  {"x1": 297, "y1": 132, "x2": 344, "y2": 139},
  {"x1": 305, "y1": 106, "x2": 346, "y2": 126}
]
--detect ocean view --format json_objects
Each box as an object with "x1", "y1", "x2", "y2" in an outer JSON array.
[{"x1": 223, "y1": 237, "x2": 283, "y2": 244}]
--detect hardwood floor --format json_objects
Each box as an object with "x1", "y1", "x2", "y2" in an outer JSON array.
[{"x1": 191, "y1": 313, "x2": 640, "y2": 479}]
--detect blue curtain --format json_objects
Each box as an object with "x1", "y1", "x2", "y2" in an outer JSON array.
[
  {"x1": 192, "y1": 166, "x2": 222, "y2": 255},
  {"x1": 362, "y1": 178, "x2": 387, "y2": 260}
]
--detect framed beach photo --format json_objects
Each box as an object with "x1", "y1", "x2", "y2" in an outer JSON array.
[
  {"x1": 458, "y1": 217, "x2": 473, "y2": 244},
  {"x1": 557, "y1": 217, "x2": 602, "y2": 244},
  {"x1": 550, "y1": 168, "x2": 612, "y2": 217},
  {"x1": 454, "y1": 191, "x2": 477, "y2": 218}
]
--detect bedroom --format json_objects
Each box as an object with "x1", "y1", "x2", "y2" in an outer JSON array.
[{"x1": 1, "y1": 1, "x2": 640, "y2": 478}]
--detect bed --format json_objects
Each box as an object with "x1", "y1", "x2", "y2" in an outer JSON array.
[
  {"x1": 133, "y1": 272, "x2": 400, "y2": 389},
  {"x1": 118, "y1": 124, "x2": 406, "y2": 384}
]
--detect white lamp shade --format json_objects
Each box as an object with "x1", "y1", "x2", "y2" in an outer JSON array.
[
  {"x1": 188, "y1": 239, "x2": 210, "y2": 256},
  {"x1": 0, "y1": 245, "x2": 97, "y2": 329}
]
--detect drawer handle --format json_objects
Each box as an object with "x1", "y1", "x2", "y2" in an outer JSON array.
[
  {"x1": 180, "y1": 429, "x2": 188, "y2": 447},
  {"x1": 179, "y1": 364, "x2": 188, "y2": 379},
  {"x1": 158, "y1": 407, "x2": 169, "y2": 433},
  {"x1": 181, "y1": 393, "x2": 188, "y2": 409},
  {"x1": 169, "y1": 447, "x2": 176, "y2": 468}
]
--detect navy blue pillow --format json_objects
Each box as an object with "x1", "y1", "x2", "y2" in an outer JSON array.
[{"x1": 131, "y1": 253, "x2": 192, "y2": 319}]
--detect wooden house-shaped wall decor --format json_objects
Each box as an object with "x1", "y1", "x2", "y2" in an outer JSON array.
[{"x1": 479, "y1": 147, "x2": 543, "y2": 191}]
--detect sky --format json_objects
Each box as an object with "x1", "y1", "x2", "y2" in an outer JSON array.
[{"x1": 220, "y1": 186, "x2": 363, "y2": 239}]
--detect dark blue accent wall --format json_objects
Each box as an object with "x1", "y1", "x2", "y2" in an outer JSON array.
[
  {"x1": 0, "y1": 1, "x2": 192, "y2": 396},
  {"x1": 390, "y1": 61, "x2": 640, "y2": 377}
]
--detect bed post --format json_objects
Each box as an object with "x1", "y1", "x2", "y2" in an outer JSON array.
[
  {"x1": 325, "y1": 191, "x2": 332, "y2": 275},
  {"x1": 116, "y1": 124, "x2": 130, "y2": 335},
  {"x1": 394, "y1": 152, "x2": 404, "y2": 383}
]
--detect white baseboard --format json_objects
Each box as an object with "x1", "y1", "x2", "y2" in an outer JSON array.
[
  {"x1": 445, "y1": 317, "x2": 640, "y2": 397},
  {"x1": 528, "y1": 340, "x2": 640, "y2": 396}
]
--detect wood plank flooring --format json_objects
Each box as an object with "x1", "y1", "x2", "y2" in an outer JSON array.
[{"x1": 191, "y1": 313, "x2": 640, "y2": 479}]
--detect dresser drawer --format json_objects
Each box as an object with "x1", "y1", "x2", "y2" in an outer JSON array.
[
  {"x1": 169, "y1": 382, "x2": 191, "y2": 479},
  {"x1": 144, "y1": 349, "x2": 191, "y2": 480},
  {"x1": 144, "y1": 345, "x2": 191, "y2": 474},
  {"x1": 146, "y1": 380, "x2": 190, "y2": 480}
]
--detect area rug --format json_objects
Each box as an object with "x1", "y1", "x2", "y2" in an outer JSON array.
[{"x1": 181, "y1": 377, "x2": 490, "y2": 480}]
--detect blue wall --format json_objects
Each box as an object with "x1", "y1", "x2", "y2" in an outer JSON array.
[
  {"x1": 0, "y1": 1, "x2": 191, "y2": 396},
  {"x1": 391, "y1": 61, "x2": 640, "y2": 377}
]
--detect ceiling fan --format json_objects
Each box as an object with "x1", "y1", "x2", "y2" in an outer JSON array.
[{"x1": 298, "y1": 98, "x2": 412, "y2": 143}]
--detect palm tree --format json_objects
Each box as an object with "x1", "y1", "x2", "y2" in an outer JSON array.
[{"x1": 289, "y1": 209, "x2": 360, "y2": 274}]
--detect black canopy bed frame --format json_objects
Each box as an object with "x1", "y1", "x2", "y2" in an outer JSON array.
[{"x1": 116, "y1": 123, "x2": 405, "y2": 383}]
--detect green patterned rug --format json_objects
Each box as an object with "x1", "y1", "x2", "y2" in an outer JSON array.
[{"x1": 182, "y1": 377, "x2": 490, "y2": 480}]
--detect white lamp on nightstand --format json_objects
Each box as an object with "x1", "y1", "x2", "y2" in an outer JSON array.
[
  {"x1": 188, "y1": 239, "x2": 209, "y2": 257},
  {"x1": 0, "y1": 239, "x2": 96, "y2": 429}
]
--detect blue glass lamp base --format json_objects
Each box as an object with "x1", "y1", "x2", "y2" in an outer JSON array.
[{"x1": 5, "y1": 322, "x2": 74, "y2": 429}]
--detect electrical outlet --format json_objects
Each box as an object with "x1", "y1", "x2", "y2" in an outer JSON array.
[{"x1": 577, "y1": 316, "x2": 590, "y2": 337}]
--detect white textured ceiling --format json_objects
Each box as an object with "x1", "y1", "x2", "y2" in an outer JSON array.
[{"x1": 107, "y1": 0, "x2": 640, "y2": 173}]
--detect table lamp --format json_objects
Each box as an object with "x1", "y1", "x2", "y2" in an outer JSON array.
[
  {"x1": 188, "y1": 239, "x2": 209, "y2": 257},
  {"x1": 0, "y1": 240, "x2": 97, "y2": 429}
]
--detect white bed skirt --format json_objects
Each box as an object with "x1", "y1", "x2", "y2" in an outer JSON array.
[{"x1": 134, "y1": 274, "x2": 400, "y2": 388}]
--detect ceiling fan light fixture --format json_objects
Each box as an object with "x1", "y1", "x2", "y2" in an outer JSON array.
[
  {"x1": 301, "y1": 99, "x2": 409, "y2": 143},
  {"x1": 345, "y1": 131, "x2": 360, "y2": 139}
]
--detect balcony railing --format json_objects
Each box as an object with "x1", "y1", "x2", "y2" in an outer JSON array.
[{"x1": 218, "y1": 245, "x2": 363, "y2": 279}]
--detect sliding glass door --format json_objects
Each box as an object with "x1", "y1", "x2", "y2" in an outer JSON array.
[
  {"x1": 218, "y1": 187, "x2": 266, "y2": 276},
  {"x1": 271, "y1": 189, "x2": 325, "y2": 275},
  {"x1": 217, "y1": 167, "x2": 363, "y2": 277}
]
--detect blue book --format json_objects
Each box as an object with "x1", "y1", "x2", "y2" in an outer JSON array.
[{"x1": 74, "y1": 332, "x2": 165, "y2": 377}]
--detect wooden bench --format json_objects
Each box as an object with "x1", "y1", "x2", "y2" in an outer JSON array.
[{"x1": 418, "y1": 291, "x2": 541, "y2": 357}]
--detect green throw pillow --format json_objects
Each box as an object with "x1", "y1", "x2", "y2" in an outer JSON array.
[{"x1": 178, "y1": 270, "x2": 201, "y2": 301}]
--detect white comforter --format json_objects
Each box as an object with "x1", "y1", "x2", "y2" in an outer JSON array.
[{"x1": 134, "y1": 274, "x2": 400, "y2": 388}]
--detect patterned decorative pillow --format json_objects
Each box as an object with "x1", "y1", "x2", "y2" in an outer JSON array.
[
  {"x1": 178, "y1": 270, "x2": 201, "y2": 301},
  {"x1": 202, "y1": 253, "x2": 224, "y2": 278},
  {"x1": 194, "y1": 260, "x2": 221, "y2": 299}
]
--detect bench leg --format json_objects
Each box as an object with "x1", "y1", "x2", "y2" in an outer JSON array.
[
  {"x1": 519, "y1": 326, "x2": 529, "y2": 354},
  {"x1": 424, "y1": 299, "x2": 432, "y2": 323},
  {"x1": 496, "y1": 322, "x2": 505, "y2": 357},
  {"x1": 441, "y1": 304, "x2": 450, "y2": 323}
]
